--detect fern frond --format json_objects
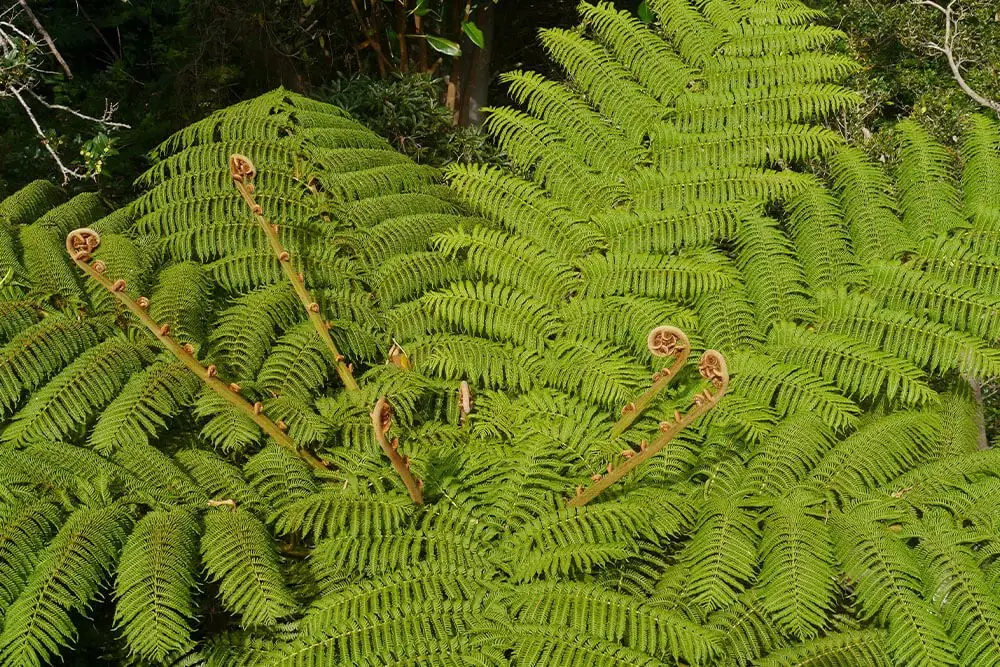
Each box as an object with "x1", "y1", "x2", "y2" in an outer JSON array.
[
  {"x1": 89, "y1": 358, "x2": 201, "y2": 454},
  {"x1": 2, "y1": 336, "x2": 143, "y2": 446},
  {"x1": 766, "y1": 321, "x2": 937, "y2": 406},
  {"x1": 756, "y1": 629, "x2": 892, "y2": 666},
  {"x1": 114, "y1": 509, "x2": 200, "y2": 662},
  {"x1": 758, "y1": 488, "x2": 835, "y2": 638},
  {"x1": 201, "y1": 509, "x2": 296, "y2": 626},
  {"x1": 0, "y1": 504, "x2": 130, "y2": 667},
  {"x1": 728, "y1": 350, "x2": 861, "y2": 430}
]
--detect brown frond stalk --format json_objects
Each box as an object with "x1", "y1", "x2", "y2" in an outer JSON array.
[
  {"x1": 66, "y1": 227, "x2": 328, "y2": 471},
  {"x1": 611, "y1": 326, "x2": 691, "y2": 439},
  {"x1": 370, "y1": 396, "x2": 424, "y2": 504},
  {"x1": 228, "y1": 154, "x2": 360, "y2": 392},
  {"x1": 567, "y1": 349, "x2": 729, "y2": 508}
]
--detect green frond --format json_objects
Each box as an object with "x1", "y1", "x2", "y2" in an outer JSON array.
[
  {"x1": 114, "y1": 509, "x2": 200, "y2": 662},
  {"x1": 893, "y1": 119, "x2": 966, "y2": 237},
  {"x1": 501, "y1": 622, "x2": 672, "y2": 667},
  {"x1": 0, "y1": 314, "x2": 104, "y2": 416},
  {"x1": 766, "y1": 321, "x2": 937, "y2": 406},
  {"x1": 201, "y1": 509, "x2": 296, "y2": 626},
  {"x1": 595, "y1": 205, "x2": 742, "y2": 254},
  {"x1": 307, "y1": 507, "x2": 492, "y2": 580},
  {"x1": 422, "y1": 281, "x2": 560, "y2": 349},
  {"x1": 2, "y1": 336, "x2": 143, "y2": 446},
  {"x1": 758, "y1": 488, "x2": 835, "y2": 639},
  {"x1": 651, "y1": 124, "x2": 844, "y2": 170},
  {"x1": 302, "y1": 561, "x2": 494, "y2": 632},
  {"x1": 209, "y1": 283, "x2": 302, "y2": 380},
  {"x1": 176, "y1": 449, "x2": 264, "y2": 511},
  {"x1": 695, "y1": 285, "x2": 765, "y2": 352},
  {"x1": 272, "y1": 488, "x2": 413, "y2": 541},
  {"x1": 357, "y1": 213, "x2": 469, "y2": 264},
  {"x1": 149, "y1": 262, "x2": 213, "y2": 346},
  {"x1": 432, "y1": 226, "x2": 577, "y2": 304},
  {"x1": 560, "y1": 296, "x2": 699, "y2": 358},
  {"x1": 0, "y1": 504, "x2": 130, "y2": 667},
  {"x1": 932, "y1": 385, "x2": 983, "y2": 457},
  {"x1": 508, "y1": 581, "x2": 722, "y2": 664},
  {"x1": 370, "y1": 251, "x2": 464, "y2": 307},
  {"x1": 648, "y1": 0, "x2": 724, "y2": 64},
  {"x1": 720, "y1": 24, "x2": 845, "y2": 58},
  {"x1": 501, "y1": 500, "x2": 657, "y2": 581},
  {"x1": 811, "y1": 409, "x2": 941, "y2": 496},
  {"x1": 756, "y1": 629, "x2": 892, "y2": 666},
  {"x1": 744, "y1": 411, "x2": 834, "y2": 498},
  {"x1": 192, "y1": 389, "x2": 262, "y2": 453},
  {"x1": 828, "y1": 147, "x2": 910, "y2": 262},
  {"x1": 445, "y1": 163, "x2": 604, "y2": 259},
  {"x1": 0, "y1": 180, "x2": 65, "y2": 227},
  {"x1": 727, "y1": 350, "x2": 861, "y2": 430},
  {"x1": 630, "y1": 167, "x2": 812, "y2": 209},
  {"x1": 541, "y1": 336, "x2": 650, "y2": 409},
  {"x1": 734, "y1": 215, "x2": 812, "y2": 325},
  {"x1": 484, "y1": 107, "x2": 622, "y2": 214},
  {"x1": 0, "y1": 500, "x2": 62, "y2": 621},
  {"x1": 580, "y1": 250, "x2": 736, "y2": 299},
  {"x1": 831, "y1": 504, "x2": 959, "y2": 666},
  {"x1": 784, "y1": 182, "x2": 861, "y2": 290},
  {"x1": 913, "y1": 517, "x2": 1000, "y2": 666},
  {"x1": 89, "y1": 358, "x2": 201, "y2": 454},
  {"x1": 671, "y1": 86, "x2": 861, "y2": 133},
  {"x1": 580, "y1": 2, "x2": 694, "y2": 103},
  {"x1": 245, "y1": 445, "x2": 319, "y2": 515},
  {"x1": 960, "y1": 115, "x2": 1000, "y2": 222},
  {"x1": 539, "y1": 28, "x2": 667, "y2": 138},
  {"x1": 264, "y1": 599, "x2": 492, "y2": 667},
  {"x1": 19, "y1": 224, "x2": 85, "y2": 306},
  {"x1": 707, "y1": 591, "x2": 785, "y2": 664},
  {"x1": 408, "y1": 334, "x2": 543, "y2": 391},
  {"x1": 867, "y1": 261, "x2": 1000, "y2": 341},
  {"x1": 700, "y1": 53, "x2": 859, "y2": 91},
  {"x1": 500, "y1": 70, "x2": 635, "y2": 173},
  {"x1": 815, "y1": 290, "x2": 1000, "y2": 378},
  {"x1": 31, "y1": 193, "x2": 105, "y2": 238},
  {"x1": 675, "y1": 496, "x2": 760, "y2": 610},
  {"x1": 258, "y1": 322, "x2": 333, "y2": 400}
]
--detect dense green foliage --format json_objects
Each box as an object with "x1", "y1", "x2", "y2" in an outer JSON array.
[{"x1": 2, "y1": 1, "x2": 1000, "y2": 666}]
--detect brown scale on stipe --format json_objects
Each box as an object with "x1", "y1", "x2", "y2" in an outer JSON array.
[{"x1": 567, "y1": 327, "x2": 729, "y2": 508}]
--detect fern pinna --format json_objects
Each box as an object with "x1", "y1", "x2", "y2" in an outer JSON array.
[{"x1": 4, "y1": 0, "x2": 1000, "y2": 665}]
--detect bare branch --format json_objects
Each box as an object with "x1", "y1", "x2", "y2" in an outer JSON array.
[
  {"x1": 25, "y1": 88, "x2": 130, "y2": 128},
  {"x1": 8, "y1": 85, "x2": 85, "y2": 183},
  {"x1": 914, "y1": 0, "x2": 1000, "y2": 114},
  {"x1": 16, "y1": 0, "x2": 70, "y2": 78}
]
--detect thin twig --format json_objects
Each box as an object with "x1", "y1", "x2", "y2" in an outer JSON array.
[
  {"x1": 8, "y1": 85, "x2": 85, "y2": 183},
  {"x1": 26, "y1": 88, "x2": 130, "y2": 128},
  {"x1": 17, "y1": 0, "x2": 71, "y2": 78}
]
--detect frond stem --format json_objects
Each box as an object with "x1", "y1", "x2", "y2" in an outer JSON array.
[
  {"x1": 65, "y1": 227, "x2": 329, "y2": 471},
  {"x1": 229, "y1": 154, "x2": 360, "y2": 393},
  {"x1": 568, "y1": 349, "x2": 729, "y2": 507},
  {"x1": 371, "y1": 396, "x2": 424, "y2": 504},
  {"x1": 610, "y1": 326, "x2": 691, "y2": 438}
]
